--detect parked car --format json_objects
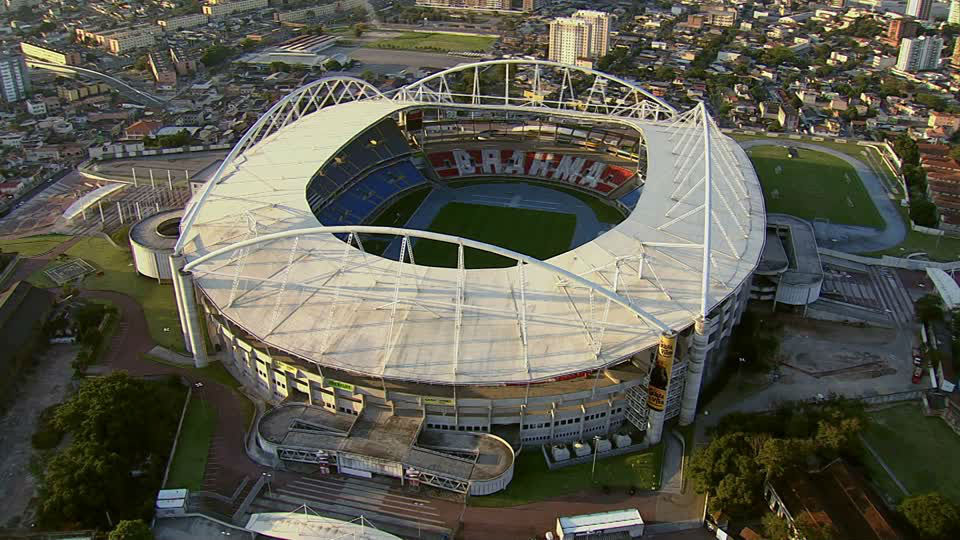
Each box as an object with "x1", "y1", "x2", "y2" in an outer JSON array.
[{"x1": 912, "y1": 365, "x2": 924, "y2": 384}]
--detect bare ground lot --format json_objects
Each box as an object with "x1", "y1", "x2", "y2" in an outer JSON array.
[
  {"x1": 706, "y1": 316, "x2": 916, "y2": 416},
  {"x1": 0, "y1": 345, "x2": 78, "y2": 527}
]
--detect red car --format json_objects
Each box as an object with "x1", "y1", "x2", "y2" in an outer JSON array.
[{"x1": 912, "y1": 365, "x2": 924, "y2": 384}]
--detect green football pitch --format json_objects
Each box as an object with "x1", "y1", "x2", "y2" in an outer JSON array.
[
  {"x1": 413, "y1": 202, "x2": 577, "y2": 268},
  {"x1": 747, "y1": 145, "x2": 885, "y2": 229}
]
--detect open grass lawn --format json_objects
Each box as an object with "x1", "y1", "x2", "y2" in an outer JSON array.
[
  {"x1": 165, "y1": 394, "x2": 217, "y2": 490},
  {"x1": 370, "y1": 32, "x2": 496, "y2": 52},
  {"x1": 0, "y1": 234, "x2": 69, "y2": 256},
  {"x1": 862, "y1": 404, "x2": 960, "y2": 505},
  {"x1": 747, "y1": 145, "x2": 885, "y2": 229},
  {"x1": 28, "y1": 236, "x2": 183, "y2": 351},
  {"x1": 414, "y1": 202, "x2": 576, "y2": 268},
  {"x1": 471, "y1": 445, "x2": 663, "y2": 507}
]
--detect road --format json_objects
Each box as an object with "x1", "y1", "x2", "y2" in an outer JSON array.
[
  {"x1": 26, "y1": 59, "x2": 165, "y2": 108},
  {"x1": 738, "y1": 139, "x2": 906, "y2": 253}
]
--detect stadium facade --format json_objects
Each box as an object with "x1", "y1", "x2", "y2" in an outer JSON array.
[{"x1": 169, "y1": 60, "x2": 766, "y2": 495}]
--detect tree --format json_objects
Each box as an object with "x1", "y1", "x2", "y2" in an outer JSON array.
[
  {"x1": 795, "y1": 514, "x2": 838, "y2": 540},
  {"x1": 689, "y1": 433, "x2": 766, "y2": 515},
  {"x1": 894, "y1": 134, "x2": 920, "y2": 166},
  {"x1": 360, "y1": 70, "x2": 377, "y2": 83},
  {"x1": 110, "y1": 520, "x2": 154, "y2": 540},
  {"x1": 133, "y1": 55, "x2": 149, "y2": 71},
  {"x1": 757, "y1": 437, "x2": 814, "y2": 479},
  {"x1": 916, "y1": 294, "x2": 945, "y2": 323},
  {"x1": 761, "y1": 512, "x2": 792, "y2": 540},
  {"x1": 200, "y1": 45, "x2": 233, "y2": 67},
  {"x1": 901, "y1": 493, "x2": 960, "y2": 539},
  {"x1": 910, "y1": 199, "x2": 939, "y2": 227},
  {"x1": 353, "y1": 23, "x2": 366, "y2": 38},
  {"x1": 54, "y1": 373, "x2": 176, "y2": 462},
  {"x1": 814, "y1": 416, "x2": 861, "y2": 454}
]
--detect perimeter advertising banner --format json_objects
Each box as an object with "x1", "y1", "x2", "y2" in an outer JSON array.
[{"x1": 647, "y1": 333, "x2": 677, "y2": 412}]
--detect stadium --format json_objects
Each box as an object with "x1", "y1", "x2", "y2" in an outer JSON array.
[{"x1": 170, "y1": 60, "x2": 765, "y2": 496}]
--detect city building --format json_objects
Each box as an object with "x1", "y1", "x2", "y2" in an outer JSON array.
[
  {"x1": 57, "y1": 81, "x2": 110, "y2": 102},
  {"x1": 76, "y1": 25, "x2": 161, "y2": 55},
  {"x1": 906, "y1": 0, "x2": 932, "y2": 20},
  {"x1": 170, "y1": 47, "x2": 199, "y2": 76},
  {"x1": 951, "y1": 0, "x2": 960, "y2": 24},
  {"x1": 896, "y1": 35, "x2": 942, "y2": 72},
  {"x1": 148, "y1": 51, "x2": 177, "y2": 88},
  {"x1": 414, "y1": 0, "x2": 541, "y2": 11},
  {"x1": 765, "y1": 461, "x2": 901, "y2": 540},
  {"x1": 548, "y1": 17, "x2": 593, "y2": 66},
  {"x1": 158, "y1": 13, "x2": 209, "y2": 31},
  {"x1": 704, "y1": 7, "x2": 739, "y2": 27},
  {"x1": 953, "y1": 38, "x2": 960, "y2": 67},
  {"x1": 548, "y1": 10, "x2": 612, "y2": 67},
  {"x1": 571, "y1": 10, "x2": 613, "y2": 59},
  {"x1": 884, "y1": 18, "x2": 917, "y2": 47},
  {"x1": 0, "y1": 55, "x2": 30, "y2": 102},
  {"x1": 202, "y1": 0, "x2": 269, "y2": 18},
  {"x1": 25, "y1": 98, "x2": 46, "y2": 116},
  {"x1": 2, "y1": 0, "x2": 40, "y2": 13},
  {"x1": 19, "y1": 40, "x2": 83, "y2": 66}
]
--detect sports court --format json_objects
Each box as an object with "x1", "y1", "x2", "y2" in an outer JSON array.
[
  {"x1": 746, "y1": 145, "x2": 884, "y2": 229},
  {"x1": 44, "y1": 258, "x2": 96, "y2": 285},
  {"x1": 375, "y1": 180, "x2": 618, "y2": 267}
]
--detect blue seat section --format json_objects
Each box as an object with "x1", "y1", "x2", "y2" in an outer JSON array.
[
  {"x1": 305, "y1": 117, "x2": 412, "y2": 217},
  {"x1": 315, "y1": 160, "x2": 427, "y2": 226},
  {"x1": 617, "y1": 188, "x2": 642, "y2": 210}
]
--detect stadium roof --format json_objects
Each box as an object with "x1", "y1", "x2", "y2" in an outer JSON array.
[{"x1": 177, "y1": 61, "x2": 766, "y2": 385}]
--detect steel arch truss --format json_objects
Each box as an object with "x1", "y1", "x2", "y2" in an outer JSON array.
[
  {"x1": 395, "y1": 59, "x2": 676, "y2": 122},
  {"x1": 176, "y1": 76, "x2": 384, "y2": 252}
]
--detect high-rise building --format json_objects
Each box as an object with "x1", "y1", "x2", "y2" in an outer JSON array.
[
  {"x1": 885, "y1": 18, "x2": 918, "y2": 46},
  {"x1": 952, "y1": 38, "x2": 960, "y2": 67},
  {"x1": 896, "y1": 35, "x2": 943, "y2": 72},
  {"x1": 950, "y1": 0, "x2": 960, "y2": 24},
  {"x1": 0, "y1": 55, "x2": 30, "y2": 102},
  {"x1": 571, "y1": 10, "x2": 612, "y2": 58},
  {"x1": 548, "y1": 17, "x2": 592, "y2": 66},
  {"x1": 906, "y1": 0, "x2": 932, "y2": 20},
  {"x1": 548, "y1": 10, "x2": 613, "y2": 67}
]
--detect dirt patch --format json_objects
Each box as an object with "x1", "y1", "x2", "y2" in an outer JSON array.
[{"x1": 0, "y1": 344, "x2": 78, "y2": 527}]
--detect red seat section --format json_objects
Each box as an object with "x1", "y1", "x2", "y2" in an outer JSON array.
[{"x1": 426, "y1": 148, "x2": 635, "y2": 197}]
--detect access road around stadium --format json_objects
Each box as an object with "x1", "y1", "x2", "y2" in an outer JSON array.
[{"x1": 739, "y1": 139, "x2": 906, "y2": 253}]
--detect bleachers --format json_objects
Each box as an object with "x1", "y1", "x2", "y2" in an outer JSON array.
[
  {"x1": 314, "y1": 160, "x2": 428, "y2": 226},
  {"x1": 427, "y1": 148, "x2": 637, "y2": 197},
  {"x1": 306, "y1": 117, "x2": 412, "y2": 216}
]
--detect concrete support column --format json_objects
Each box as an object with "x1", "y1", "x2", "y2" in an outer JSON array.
[
  {"x1": 173, "y1": 267, "x2": 209, "y2": 368},
  {"x1": 680, "y1": 316, "x2": 712, "y2": 426},
  {"x1": 645, "y1": 331, "x2": 677, "y2": 446},
  {"x1": 168, "y1": 255, "x2": 189, "y2": 349}
]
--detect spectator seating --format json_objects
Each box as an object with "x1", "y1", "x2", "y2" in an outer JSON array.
[
  {"x1": 427, "y1": 148, "x2": 636, "y2": 196},
  {"x1": 314, "y1": 160, "x2": 428, "y2": 226}
]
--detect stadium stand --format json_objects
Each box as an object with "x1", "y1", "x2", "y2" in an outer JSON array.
[
  {"x1": 306, "y1": 117, "x2": 430, "y2": 225},
  {"x1": 427, "y1": 149, "x2": 636, "y2": 196},
  {"x1": 617, "y1": 187, "x2": 642, "y2": 210}
]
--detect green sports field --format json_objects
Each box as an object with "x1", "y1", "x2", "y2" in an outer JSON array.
[
  {"x1": 747, "y1": 145, "x2": 885, "y2": 229},
  {"x1": 369, "y1": 32, "x2": 496, "y2": 53},
  {"x1": 413, "y1": 202, "x2": 576, "y2": 268},
  {"x1": 862, "y1": 404, "x2": 960, "y2": 505}
]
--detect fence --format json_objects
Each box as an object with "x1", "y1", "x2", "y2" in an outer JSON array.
[{"x1": 160, "y1": 385, "x2": 193, "y2": 489}]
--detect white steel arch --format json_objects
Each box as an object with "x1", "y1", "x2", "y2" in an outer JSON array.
[
  {"x1": 395, "y1": 59, "x2": 676, "y2": 121},
  {"x1": 176, "y1": 76, "x2": 384, "y2": 253}
]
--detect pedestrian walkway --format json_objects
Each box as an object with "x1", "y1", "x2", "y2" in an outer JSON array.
[{"x1": 250, "y1": 474, "x2": 453, "y2": 539}]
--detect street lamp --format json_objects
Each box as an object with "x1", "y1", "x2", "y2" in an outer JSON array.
[
  {"x1": 261, "y1": 472, "x2": 273, "y2": 497},
  {"x1": 590, "y1": 435, "x2": 601, "y2": 483}
]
